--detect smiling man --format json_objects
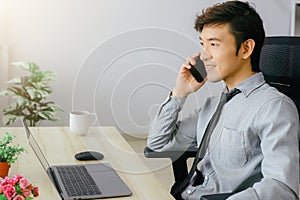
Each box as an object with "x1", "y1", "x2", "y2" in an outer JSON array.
[{"x1": 147, "y1": 1, "x2": 299, "y2": 200}]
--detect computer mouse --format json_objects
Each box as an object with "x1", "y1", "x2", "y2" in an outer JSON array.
[{"x1": 75, "y1": 151, "x2": 104, "y2": 161}]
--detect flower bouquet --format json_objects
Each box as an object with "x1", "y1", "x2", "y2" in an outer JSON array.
[{"x1": 0, "y1": 174, "x2": 39, "y2": 200}]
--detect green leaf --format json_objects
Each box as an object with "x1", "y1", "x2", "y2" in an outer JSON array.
[
  {"x1": 0, "y1": 194, "x2": 8, "y2": 200},
  {"x1": 38, "y1": 112, "x2": 51, "y2": 120},
  {"x1": 7, "y1": 77, "x2": 22, "y2": 84},
  {"x1": 0, "y1": 89, "x2": 11, "y2": 96}
]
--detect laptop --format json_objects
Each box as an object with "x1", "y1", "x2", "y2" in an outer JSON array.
[{"x1": 22, "y1": 120, "x2": 132, "y2": 200}]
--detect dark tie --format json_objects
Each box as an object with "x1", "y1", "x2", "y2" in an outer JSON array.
[{"x1": 171, "y1": 88, "x2": 241, "y2": 199}]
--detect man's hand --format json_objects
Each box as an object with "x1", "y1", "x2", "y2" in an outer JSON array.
[{"x1": 172, "y1": 53, "x2": 206, "y2": 98}]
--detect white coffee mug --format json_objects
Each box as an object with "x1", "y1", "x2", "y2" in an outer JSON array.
[{"x1": 69, "y1": 110, "x2": 97, "y2": 136}]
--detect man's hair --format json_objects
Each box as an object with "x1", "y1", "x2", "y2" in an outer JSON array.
[{"x1": 194, "y1": 0, "x2": 265, "y2": 72}]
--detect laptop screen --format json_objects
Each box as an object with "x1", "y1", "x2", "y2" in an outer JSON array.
[{"x1": 22, "y1": 120, "x2": 51, "y2": 172}]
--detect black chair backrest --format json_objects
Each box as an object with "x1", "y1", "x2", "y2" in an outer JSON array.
[{"x1": 259, "y1": 36, "x2": 300, "y2": 118}]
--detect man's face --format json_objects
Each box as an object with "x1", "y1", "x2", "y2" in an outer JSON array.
[{"x1": 200, "y1": 23, "x2": 246, "y2": 86}]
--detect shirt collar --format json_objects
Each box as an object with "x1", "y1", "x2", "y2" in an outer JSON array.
[{"x1": 223, "y1": 72, "x2": 266, "y2": 98}]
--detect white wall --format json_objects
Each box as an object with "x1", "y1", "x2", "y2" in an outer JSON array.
[{"x1": 0, "y1": 0, "x2": 295, "y2": 136}]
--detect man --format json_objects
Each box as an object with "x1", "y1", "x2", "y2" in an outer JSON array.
[{"x1": 147, "y1": 1, "x2": 299, "y2": 199}]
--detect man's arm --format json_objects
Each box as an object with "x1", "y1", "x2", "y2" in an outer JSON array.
[
  {"x1": 147, "y1": 93, "x2": 199, "y2": 151},
  {"x1": 147, "y1": 54, "x2": 205, "y2": 151}
]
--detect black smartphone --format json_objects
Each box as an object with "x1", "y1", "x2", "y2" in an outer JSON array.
[{"x1": 189, "y1": 56, "x2": 207, "y2": 82}]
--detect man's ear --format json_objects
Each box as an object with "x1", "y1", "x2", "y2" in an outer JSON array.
[{"x1": 240, "y1": 39, "x2": 255, "y2": 59}]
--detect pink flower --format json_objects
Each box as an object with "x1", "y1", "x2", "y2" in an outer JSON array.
[
  {"x1": 3, "y1": 184, "x2": 16, "y2": 199},
  {"x1": 13, "y1": 195, "x2": 24, "y2": 200},
  {"x1": 19, "y1": 178, "x2": 29, "y2": 189},
  {"x1": 1, "y1": 177, "x2": 14, "y2": 186},
  {"x1": 21, "y1": 188, "x2": 32, "y2": 197},
  {"x1": 12, "y1": 175, "x2": 23, "y2": 183},
  {"x1": 22, "y1": 189, "x2": 32, "y2": 197}
]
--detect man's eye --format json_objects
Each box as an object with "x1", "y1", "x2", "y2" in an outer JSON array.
[
  {"x1": 200, "y1": 42, "x2": 204, "y2": 46},
  {"x1": 211, "y1": 43, "x2": 216, "y2": 47}
]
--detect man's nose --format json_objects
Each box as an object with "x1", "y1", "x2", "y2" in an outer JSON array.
[{"x1": 200, "y1": 50, "x2": 209, "y2": 62}]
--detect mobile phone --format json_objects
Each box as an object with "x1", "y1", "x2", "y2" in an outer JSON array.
[{"x1": 189, "y1": 56, "x2": 207, "y2": 82}]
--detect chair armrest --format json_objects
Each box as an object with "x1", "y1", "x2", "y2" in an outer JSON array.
[
  {"x1": 144, "y1": 146, "x2": 199, "y2": 186},
  {"x1": 200, "y1": 193, "x2": 233, "y2": 200},
  {"x1": 144, "y1": 146, "x2": 198, "y2": 161}
]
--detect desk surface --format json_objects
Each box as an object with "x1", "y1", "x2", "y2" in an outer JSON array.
[{"x1": 2, "y1": 126, "x2": 174, "y2": 200}]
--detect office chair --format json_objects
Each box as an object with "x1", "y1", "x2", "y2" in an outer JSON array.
[{"x1": 144, "y1": 36, "x2": 300, "y2": 200}]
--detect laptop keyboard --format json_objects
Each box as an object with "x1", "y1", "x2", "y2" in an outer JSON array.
[{"x1": 57, "y1": 165, "x2": 102, "y2": 197}]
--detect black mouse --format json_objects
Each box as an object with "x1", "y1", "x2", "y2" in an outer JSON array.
[{"x1": 75, "y1": 151, "x2": 104, "y2": 161}]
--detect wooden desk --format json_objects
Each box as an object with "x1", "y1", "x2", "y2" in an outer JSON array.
[{"x1": 2, "y1": 126, "x2": 174, "y2": 200}]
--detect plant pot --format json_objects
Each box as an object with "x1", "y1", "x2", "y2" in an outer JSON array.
[{"x1": 0, "y1": 162, "x2": 10, "y2": 178}]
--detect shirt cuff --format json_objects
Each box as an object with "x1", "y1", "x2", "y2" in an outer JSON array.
[{"x1": 161, "y1": 91, "x2": 187, "y2": 109}]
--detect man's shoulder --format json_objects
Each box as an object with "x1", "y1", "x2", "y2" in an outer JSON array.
[
  {"x1": 255, "y1": 84, "x2": 298, "y2": 115},
  {"x1": 261, "y1": 84, "x2": 294, "y2": 102}
]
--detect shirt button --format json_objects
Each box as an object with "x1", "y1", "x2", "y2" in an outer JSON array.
[{"x1": 187, "y1": 189, "x2": 192, "y2": 194}]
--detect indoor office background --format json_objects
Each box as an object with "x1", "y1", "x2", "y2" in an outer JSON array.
[{"x1": 0, "y1": 0, "x2": 298, "y2": 137}]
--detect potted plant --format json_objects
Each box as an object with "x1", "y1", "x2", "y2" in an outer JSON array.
[
  {"x1": 0, "y1": 62, "x2": 63, "y2": 127},
  {"x1": 0, "y1": 132, "x2": 26, "y2": 178}
]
